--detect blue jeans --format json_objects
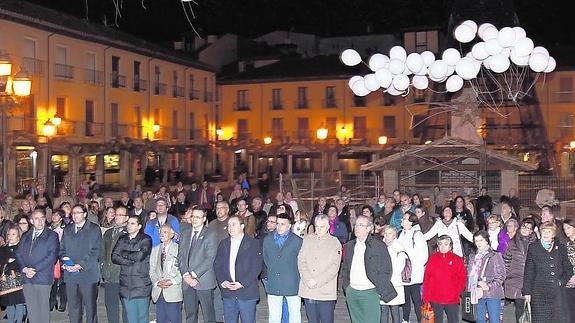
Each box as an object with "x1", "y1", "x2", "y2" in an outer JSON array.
[
  {"x1": 476, "y1": 298, "x2": 501, "y2": 323},
  {"x1": 267, "y1": 295, "x2": 301, "y2": 323},
  {"x1": 304, "y1": 299, "x2": 335, "y2": 323},
  {"x1": 122, "y1": 297, "x2": 150, "y2": 323},
  {"x1": 156, "y1": 294, "x2": 182, "y2": 323},
  {"x1": 6, "y1": 304, "x2": 26, "y2": 323},
  {"x1": 222, "y1": 297, "x2": 257, "y2": 323}
]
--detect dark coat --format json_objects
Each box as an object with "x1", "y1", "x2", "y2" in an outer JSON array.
[
  {"x1": 341, "y1": 235, "x2": 397, "y2": 303},
  {"x1": 329, "y1": 217, "x2": 348, "y2": 244},
  {"x1": 0, "y1": 243, "x2": 26, "y2": 305},
  {"x1": 100, "y1": 226, "x2": 126, "y2": 283},
  {"x1": 15, "y1": 228, "x2": 59, "y2": 286},
  {"x1": 262, "y1": 232, "x2": 303, "y2": 296},
  {"x1": 111, "y1": 232, "x2": 153, "y2": 299},
  {"x1": 214, "y1": 235, "x2": 263, "y2": 300},
  {"x1": 503, "y1": 233, "x2": 537, "y2": 299},
  {"x1": 467, "y1": 250, "x2": 506, "y2": 299},
  {"x1": 59, "y1": 220, "x2": 102, "y2": 284}
]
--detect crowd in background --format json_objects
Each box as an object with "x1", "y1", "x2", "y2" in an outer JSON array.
[{"x1": 0, "y1": 175, "x2": 574, "y2": 323}]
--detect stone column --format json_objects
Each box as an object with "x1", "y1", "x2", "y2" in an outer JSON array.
[
  {"x1": 500, "y1": 169, "x2": 518, "y2": 198},
  {"x1": 119, "y1": 150, "x2": 131, "y2": 188},
  {"x1": 69, "y1": 155, "x2": 80, "y2": 195},
  {"x1": 287, "y1": 154, "x2": 293, "y2": 176},
  {"x1": 383, "y1": 169, "x2": 398, "y2": 195},
  {"x1": 95, "y1": 154, "x2": 105, "y2": 185}
]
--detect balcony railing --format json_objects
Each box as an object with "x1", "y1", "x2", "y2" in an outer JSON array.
[
  {"x1": 85, "y1": 122, "x2": 104, "y2": 136},
  {"x1": 132, "y1": 78, "x2": 148, "y2": 92},
  {"x1": 154, "y1": 83, "x2": 167, "y2": 95},
  {"x1": 21, "y1": 57, "x2": 44, "y2": 75},
  {"x1": 233, "y1": 102, "x2": 251, "y2": 111},
  {"x1": 270, "y1": 100, "x2": 283, "y2": 110},
  {"x1": 322, "y1": 98, "x2": 338, "y2": 108},
  {"x1": 189, "y1": 129, "x2": 206, "y2": 140},
  {"x1": 173, "y1": 86, "x2": 185, "y2": 98},
  {"x1": 352, "y1": 96, "x2": 367, "y2": 107},
  {"x1": 189, "y1": 89, "x2": 200, "y2": 101},
  {"x1": 236, "y1": 131, "x2": 252, "y2": 141},
  {"x1": 54, "y1": 63, "x2": 74, "y2": 80},
  {"x1": 110, "y1": 73, "x2": 127, "y2": 88},
  {"x1": 295, "y1": 100, "x2": 309, "y2": 109},
  {"x1": 84, "y1": 69, "x2": 104, "y2": 86}
]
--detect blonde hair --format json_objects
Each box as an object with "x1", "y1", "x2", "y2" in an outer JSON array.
[{"x1": 540, "y1": 221, "x2": 557, "y2": 235}]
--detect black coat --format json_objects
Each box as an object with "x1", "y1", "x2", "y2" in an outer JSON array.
[
  {"x1": 111, "y1": 232, "x2": 153, "y2": 299},
  {"x1": 0, "y1": 243, "x2": 26, "y2": 306},
  {"x1": 341, "y1": 235, "x2": 397, "y2": 302},
  {"x1": 59, "y1": 220, "x2": 102, "y2": 284}
]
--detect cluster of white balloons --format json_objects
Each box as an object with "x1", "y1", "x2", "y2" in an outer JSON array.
[{"x1": 341, "y1": 20, "x2": 556, "y2": 97}]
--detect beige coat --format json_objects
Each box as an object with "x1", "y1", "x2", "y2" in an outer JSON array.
[
  {"x1": 149, "y1": 241, "x2": 183, "y2": 303},
  {"x1": 297, "y1": 233, "x2": 342, "y2": 301}
]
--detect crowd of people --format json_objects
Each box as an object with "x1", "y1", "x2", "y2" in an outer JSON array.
[{"x1": 0, "y1": 179, "x2": 574, "y2": 323}]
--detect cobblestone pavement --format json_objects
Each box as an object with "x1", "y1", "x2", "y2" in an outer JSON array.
[{"x1": 47, "y1": 284, "x2": 518, "y2": 322}]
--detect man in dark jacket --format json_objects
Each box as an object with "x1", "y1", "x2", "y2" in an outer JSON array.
[
  {"x1": 111, "y1": 215, "x2": 153, "y2": 323},
  {"x1": 214, "y1": 216, "x2": 263, "y2": 322},
  {"x1": 60, "y1": 204, "x2": 102, "y2": 323},
  {"x1": 100, "y1": 207, "x2": 129, "y2": 323},
  {"x1": 341, "y1": 215, "x2": 397, "y2": 323},
  {"x1": 16, "y1": 209, "x2": 60, "y2": 323}
]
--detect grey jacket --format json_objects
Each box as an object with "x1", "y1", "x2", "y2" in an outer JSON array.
[
  {"x1": 468, "y1": 250, "x2": 506, "y2": 299},
  {"x1": 100, "y1": 226, "x2": 126, "y2": 283},
  {"x1": 503, "y1": 233, "x2": 537, "y2": 299},
  {"x1": 178, "y1": 225, "x2": 218, "y2": 290}
]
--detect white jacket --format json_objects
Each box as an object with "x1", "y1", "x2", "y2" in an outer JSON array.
[
  {"x1": 423, "y1": 219, "x2": 473, "y2": 257},
  {"x1": 380, "y1": 239, "x2": 407, "y2": 306},
  {"x1": 397, "y1": 225, "x2": 429, "y2": 284}
]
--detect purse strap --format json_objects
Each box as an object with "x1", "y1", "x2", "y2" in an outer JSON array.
[{"x1": 479, "y1": 254, "x2": 490, "y2": 279}]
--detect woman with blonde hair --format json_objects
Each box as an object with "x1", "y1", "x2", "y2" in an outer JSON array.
[
  {"x1": 292, "y1": 209, "x2": 309, "y2": 237},
  {"x1": 378, "y1": 225, "x2": 407, "y2": 323}
]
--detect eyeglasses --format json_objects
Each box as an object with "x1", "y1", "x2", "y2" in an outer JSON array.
[
  {"x1": 72, "y1": 211, "x2": 85, "y2": 215},
  {"x1": 354, "y1": 224, "x2": 370, "y2": 228}
]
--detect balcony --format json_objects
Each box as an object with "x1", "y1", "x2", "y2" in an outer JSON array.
[
  {"x1": 352, "y1": 96, "x2": 367, "y2": 107},
  {"x1": 110, "y1": 73, "x2": 126, "y2": 88},
  {"x1": 189, "y1": 89, "x2": 200, "y2": 101},
  {"x1": 189, "y1": 129, "x2": 206, "y2": 140},
  {"x1": 236, "y1": 131, "x2": 252, "y2": 141},
  {"x1": 233, "y1": 102, "x2": 251, "y2": 111},
  {"x1": 85, "y1": 122, "x2": 105, "y2": 136},
  {"x1": 173, "y1": 86, "x2": 185, "y2": 98},
  {"x1": 154, "y1": 83, "x2": 167, "y2": 95},
  {"x1": 270, "y1": 100, "x2": 283, "y2": 110},
  {"x1": 132, "y1": 78, "x2": 148, "y2": 92},
  {"x1": 322, "y1": 98, "x2": 338, "y2": 108},
  {"x1": 21, "y1": 57, "x2": 44, "y2": 75},
  {"x1": 84, "y1": 69, "x2": 104, "y2": 86},
  {"x1": 295, "y1": 100, "x2": 308, "y2": 109},
  {"x1": 204, "y1": 91, "x2": 213, "y2": 102},
  {"x1": 54, "y1": 63, "x2": 74, "y2": 80}
]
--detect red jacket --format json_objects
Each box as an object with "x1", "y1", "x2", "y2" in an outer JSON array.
[{"x1": 422, "y1": 251, "x2": 466, "y2": 304}]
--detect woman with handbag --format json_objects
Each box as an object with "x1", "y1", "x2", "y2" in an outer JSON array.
[
  {"x1": 0, "y1": 225, "x2": 26, "y2": 323},
  {"x1": 422, "y1": 235, "x2": 466, "y2": 323},
  {"x1": 561, "y1": 219, "x2": 575, "y2": 322},
  {"x1": 466, "y1": 230, "x2": 506, "y2": 323}
]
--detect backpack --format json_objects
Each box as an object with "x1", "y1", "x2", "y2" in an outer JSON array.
[{"x1": 399, "y1": 250, "x2": 412, "y2": 283}]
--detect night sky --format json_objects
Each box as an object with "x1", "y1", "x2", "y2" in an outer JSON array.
[{"x1": 23, "y1": 0, "x2": 573, "y2": 47}]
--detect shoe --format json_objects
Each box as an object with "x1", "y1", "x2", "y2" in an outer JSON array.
[
  {"x1": 58, "y1": 304, "x2": 66, "y2": 312},
  {"x1": 50, "y1": 302, "x2": 58, "y2": 311}
]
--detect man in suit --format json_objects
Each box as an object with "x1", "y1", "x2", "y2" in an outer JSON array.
[
  {"x1": 150, "y1": 224, "x2": 183, "y2": 323},
  {"x1": 15, "y1": 209, "x2": 60, "y2": 323},
  {"x1": 178, "y1": 208, "x2": 218, "y2": 323},
  {"x1": 214, "y1": 216, "x2": 263, "y2": 323},
  {"x1": 60, "y1": 204, "x2": 102, "y2": 323}
]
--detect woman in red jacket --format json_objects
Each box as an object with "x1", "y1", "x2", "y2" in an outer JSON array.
[{"x1": 423, "y1": 234, "x2": 467, "y2": 323}]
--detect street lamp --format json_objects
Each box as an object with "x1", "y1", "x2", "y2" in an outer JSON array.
[
  {"x1": 263, "y1": 136, "x2": 272, "y2": 145},
  {"x1": 316, "y1": 127, "x2": 328, "y2": 141},
  {"x1": 378, "y1": 135, "x2": 388, "y2": 145},
  {"x1": 1, "y1": 50, "x2": 32, "y2": 193},
  {"x1": 43, "y1": 119, "x2": 57, "y2": 137}
]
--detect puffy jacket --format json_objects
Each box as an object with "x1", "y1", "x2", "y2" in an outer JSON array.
[
  {"x1": 502, "y1": 233, "x2": 536, "y2": 299},
  {"x1": 111, "y1": 232, "x2": 153, "y2": 299},
  {"x1": 397, "y1": 225, "x2": 429, "y2": 284},
  {"x1": 467, "y1": 250, "x2": 506, "y2": 299},
  {"x1": 423, "y1": 251, "x2": 466, "y2": 304}
]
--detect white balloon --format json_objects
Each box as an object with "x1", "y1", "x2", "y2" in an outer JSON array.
[
  {"x1": 388, "y1": 58, "x2": 405, "y2": 75},
  {"x1": 481, "y1": 26, "x2": 499, "y2": 41},
  {"x1": 490, "y1": 54, "x2": 511, "y2": 73},
  {"x1": 529, "y1": 53, "x2": 549, "y2": 73},
  {"x1": 544, "y1": 57, "x2": 556, "y2": 73},
  {"x1": 497, "y1": 27, "x2": 516, "y2": 47},
  {"x1": 514, "y1": 37, "x2": 534, "y2": 57},
  {"x1": 415, "y1": 66, "x2": 428, "y2": 76},
  {"x1": 510, "y1": 49, "x2": 530, "y2": 66},
  {"x1": 485, "y1": 39, "x2": 503, "y2": 56},
  {"x1": 352, "y1": 80, "x2": 370, "y2": 97},
  {"x1": 501, "y1": 48, "x2": 511, "y2": 58},
  {"x1": 393, "y1": 74, "x2": 410, "y2": 91},
  {"x1": 386, "y1": 86, "x2": 404, "y2": 96},
  {"x1": 340, "y1": 49, "x2": 362, "y2": 66},
  {"x1": 442, "y1": 48, "x2": 461, "y2": 66},
  {"x1": 348, "y1": 76, "x2": 362, "y2": 89},
  {"x1": 446, "y1": 75, "x2": 464, "y2": 92},
  {"x1": 454, "y1": 24, "x2": 475, "y2": 43},
  {"x1": 406, "y1": 53, "x2": 424, "y2": 73},
  {"x1": 471, "y1": 42, "x2": 489, "y2": 60},
  {"x1": 364, "y1": 74, "x2": 380, "y2": 91},
  {"x1": 429, "y1": 60, "x2": 448, "y2": 80},
  {"x1": 412, "y1": 75, "x2": 429, "y2": 90},
  {"x1": 375, "y1": 68, "x2": 393, "y2": 88},
  {"x1": 421, "y1": 51, "x2": 436, "y2": 67},
  {"x1": 389, "y1": 46, "x2": 407, "y2": 62},
  {"x1": 483, "y1": 56, "x2": 492, "y2": 70},
  {"x1": 368, "y1": 54, "x2": 390, "y2": 72},
  {"x1": 531, "y1": 46, "x2": 549, "y2": 58},
  {"x1": 461, "y1": 20, "x2": 478, "y2": 34},
  {"x1": 478, "y1": 23, "x2": 495, "y2": 37},
  {"x1": 513, "y1": 27, "x2": 526, "y2": 42},
  {"x1": 455, "y1": 58, "x2": 478, "y2": 80}
]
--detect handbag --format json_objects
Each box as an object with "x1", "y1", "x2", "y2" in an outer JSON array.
[
  {"x1": 421, "y1": 302, "x2": 435, "y2": 323},
  {"x1": 0, "y1": 263, "x2": 23, "y2": 296},
  {"x1": 399, "y1": 251, "x2": 412, "y2": 283},
  {"x1": 519, "y1": 301, "x2": 532, "y2": 323},
  {"x1": 462, "y1": 255, "x2": 490, "y2": 322}
]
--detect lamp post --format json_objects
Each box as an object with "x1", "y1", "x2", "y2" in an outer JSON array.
[
  {"x1": 316, "y1": 126, "x2": 328, "y2": 188},
  {"x1": 1, "y1": 50, "x2": 32, "y2": 193}
]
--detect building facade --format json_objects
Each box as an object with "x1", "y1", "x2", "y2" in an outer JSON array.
[{"x1": 0, "y1": 1, "x2": 216, "y2": 195}]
